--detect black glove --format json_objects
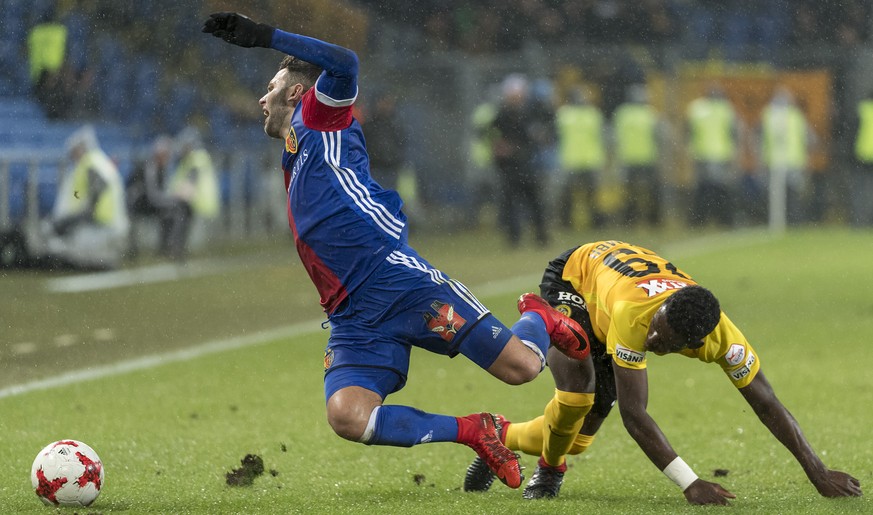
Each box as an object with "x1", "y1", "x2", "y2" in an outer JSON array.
[{"x1": 202, "y1": 12, "x2": 275, "y2": 48}]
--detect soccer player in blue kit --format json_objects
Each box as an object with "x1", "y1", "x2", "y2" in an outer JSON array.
[{"x1": 202, "y1": 12, "x2": 591, "y2": 489}]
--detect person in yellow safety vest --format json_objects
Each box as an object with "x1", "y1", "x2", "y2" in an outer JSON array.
[
  {"x1": 555, "y1": 88, "x2": 606, "y2": 229},
  {"x1": 28, "y1": 10, "x2": 74, "y2": 119},
  {"x1": 850, "y1": 90, "x2": 873, "y2": 226},
  {"x1": 612, "y1": 84, "x2": 666, "y2": 227},
  {"x1": 685, "y1": 83, "x2": 741, "y2": 227},
  {"x1": 41, "y1": 125, "x2": 129, "y2": 270},
  {"x1": 757, "y1": 86, "x2": 817, "y2": 230},
  {"x1": 468, "y1": 100, "x2": 499, "y2": 226},
  {"x1": 164, "y1": 126, "x2": 220, "y2": 261},
  {"x1": 27, "y1": 16, "x2": 67, "y2": 84}
]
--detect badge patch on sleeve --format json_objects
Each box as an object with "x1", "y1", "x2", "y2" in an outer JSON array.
[
  {"x1": 724, "y1": 343, "x2": 745, "y2": 366},
  {"x1": 729, "y1": 352, "x2": 757, "y2": 382}
]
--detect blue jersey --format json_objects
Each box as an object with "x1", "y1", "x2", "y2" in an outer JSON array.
[{"x1": 271, "y1": 30, "x2": 407, "y2": 313}]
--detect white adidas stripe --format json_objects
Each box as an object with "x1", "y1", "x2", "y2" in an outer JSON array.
[
  {"x1": 321, "y1": 131, "x2": 404, "y2": 238},
  {"x1": 386, "y1": 250, "x2": 489, "y2": 317}
]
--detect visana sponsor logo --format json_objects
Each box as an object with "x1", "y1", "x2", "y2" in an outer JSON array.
[
  {"x1": 635, "y1": 279, "x2": 688, "y2": 297},
  {"x1": 729, "y1": 352, "x2": 757, "y2": 381},
  {"x1": 724, "y1": 343, "x2": 745, "y2": 366},
  {"x1": 615, "y1": 344, "x2": 645, "y2": 364}
]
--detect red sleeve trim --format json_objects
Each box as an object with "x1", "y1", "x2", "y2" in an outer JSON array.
[{"x1": 301, "y1": 88, "x2": 353, "y2": 132}]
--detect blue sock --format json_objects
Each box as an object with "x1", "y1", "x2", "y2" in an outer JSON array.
[
  {"x1": 365, "y1": 405, "x2": 459, "y2": 447},
  {"x1": 511, "y1": 312, "x2": 550, "y2": 357}
]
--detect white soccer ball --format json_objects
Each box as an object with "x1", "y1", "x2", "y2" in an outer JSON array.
[{"x1": 31, "y1": 440, "x2": 104, "y2": 507}]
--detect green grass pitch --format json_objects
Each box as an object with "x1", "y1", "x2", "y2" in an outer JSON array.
[{"x1": 1, "y1": 228, "x2": 871, "y2": 513}]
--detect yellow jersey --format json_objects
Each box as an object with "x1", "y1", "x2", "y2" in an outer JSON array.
[{"x1": 560, "y1": 240, "x2": 760, "y2": 388}]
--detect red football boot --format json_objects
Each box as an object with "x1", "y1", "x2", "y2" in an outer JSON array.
[
  {"x1": 518, "y1": 293, "x2": 591, "y2": 360},
  {"x1": 460, "y1": 413, "x2": 522, "y2": 489}
]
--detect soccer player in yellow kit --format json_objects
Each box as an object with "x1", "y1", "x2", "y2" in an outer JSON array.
[{"x1": 464, "y1": 240, "x2": 862, "y2": 504}]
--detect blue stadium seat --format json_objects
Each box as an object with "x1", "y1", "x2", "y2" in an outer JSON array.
[
  {"x1": 1, "y1": 0, "x2": 27, "y2": 45},
  {"x1": 0, "y1": 97, "x2": 45, "y2": 121}
]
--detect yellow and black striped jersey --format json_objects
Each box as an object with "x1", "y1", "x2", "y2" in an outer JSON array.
[{"x1": 561, "y1": 240, "x2": 760, "y2": 388}]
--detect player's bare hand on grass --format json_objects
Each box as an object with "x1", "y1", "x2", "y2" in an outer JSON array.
[
  {"x1": 683, "y1": 479, "x2": 736, "y2": 506},
  {"x1": 811, "y1": 469, "x2": 862, "y2": 497},
  {"x1": 202, "y1": 12, "x2": 274, "y2": 48}
]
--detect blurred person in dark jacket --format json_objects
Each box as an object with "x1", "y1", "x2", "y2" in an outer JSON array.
[
  {"x1": 126, "y1": 134, "x2": 186, "y2": 259},
  {"x1": 491, "y1": 74, "x2": 549, "y2": 248}
]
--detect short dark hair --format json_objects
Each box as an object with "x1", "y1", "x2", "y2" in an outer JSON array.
[
  {"x1": 663, "y1": 285, "x2": 721, "y2": 343},
  {"x1": 279, "y1": 55, "x2": 322, "y2": 90}
]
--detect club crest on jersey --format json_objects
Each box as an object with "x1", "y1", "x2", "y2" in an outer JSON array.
[
  {"x1": 323, "y1": 348, "x2": 334, "y2": 370},
  {"x1": 555, "y1": 304, "x2": 573, "y2": 318},
  {"x1": 285, "y1": 127, "x2": 298, "y2": 154},
  {"x1": 424, "y1": 300, "x2": 467, "y2": 342},
  {"x1": 635, "y1": 279, "x2": 688, "y2": 297}
]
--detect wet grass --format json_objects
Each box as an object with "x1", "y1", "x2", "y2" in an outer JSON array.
[{"x1": 1, "y1": 227, "x2": 871, "y2": 513}]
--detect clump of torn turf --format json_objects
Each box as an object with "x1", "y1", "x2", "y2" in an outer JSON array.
[{"x1": 226, "y1": 454, "x2": 265, "y2": 486}]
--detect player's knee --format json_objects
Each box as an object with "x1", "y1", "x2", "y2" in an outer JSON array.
[
  {"x1": 325, "y1": 388, "x2": 379, "y2": 442},
  {"x1": 325, "y1": 403, "x2": 367, "y2": 441},
  {"x1": 495, "y1": 356, "x2": 541, "y2": 385},
  {"x1": 488, "y1": 339, "x2": 544, "y2": 384}
]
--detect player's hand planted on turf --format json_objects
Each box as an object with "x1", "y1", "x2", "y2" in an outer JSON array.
[
  {"x1": 202, "y1": 12, "x2": 274, "y2": 48},
  {"x1": 683, "y1": 479, "x2": 736, "y2": 506},
  {"x1": 811, "y1": 469, "x2": 862, "y2": 497}
]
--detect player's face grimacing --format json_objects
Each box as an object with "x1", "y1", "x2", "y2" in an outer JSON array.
[
  {"x1": 644, "y1": 305, "x2": 704, "y2": 355},
  {"x1": 259, "y1": 69, "x2": 295, "y2": 139}
]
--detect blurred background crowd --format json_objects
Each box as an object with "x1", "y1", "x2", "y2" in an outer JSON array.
[{"x1": 1, "y1": 0, "x2": 873, "y2": 270}]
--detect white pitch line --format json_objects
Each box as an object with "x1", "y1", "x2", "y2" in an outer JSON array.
[
  {"x1": 0, "y1": 321, "x2": 324, "y2": 399},
  {"x1": 3, "y1": 231, "x2": 771, "y2": 399},
  {"x1": 45, "y1": 261, "x2": 235, "y2": 293}
]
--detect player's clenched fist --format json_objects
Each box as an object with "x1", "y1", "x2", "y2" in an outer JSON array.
[{"x1": 202, "y1": 12, "x2": 275, "y2": 48}]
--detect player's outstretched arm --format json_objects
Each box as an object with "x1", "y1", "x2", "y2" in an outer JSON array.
[
  {"x1": 203, "y1": 12, "x2": 358, "y2": 102},
  {"x1": 202, "y1": 12, "x2": 275, "y2": 48},
  {"x1": 612, "y1": 362, "x2": 735, "y2": 505},
  {"x1": 739, "y1": 371, "x2": 862, "y2": 497}
]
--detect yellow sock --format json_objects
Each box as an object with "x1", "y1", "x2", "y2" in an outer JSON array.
[
  {"x1": 504, "y1": 417, "x2": 597, "y2": 456},
  {"x1": 542, "y1": 389, "x2": 594, "y2": 467},
  {"x1": 504, "y1": 416, "x2": 545, "y2": 457},
  {"x1": 568, "y1": 433, "x2": 595, "y2": 455}
]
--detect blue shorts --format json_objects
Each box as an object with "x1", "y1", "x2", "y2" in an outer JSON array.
[{"x1": 323, "y1": 246, "x2": 513, "y2": 401}]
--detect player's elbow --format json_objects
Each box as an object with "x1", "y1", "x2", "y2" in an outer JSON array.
[{"x1": 334, "y1": 48, "x2": 359, "y2": 77}]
